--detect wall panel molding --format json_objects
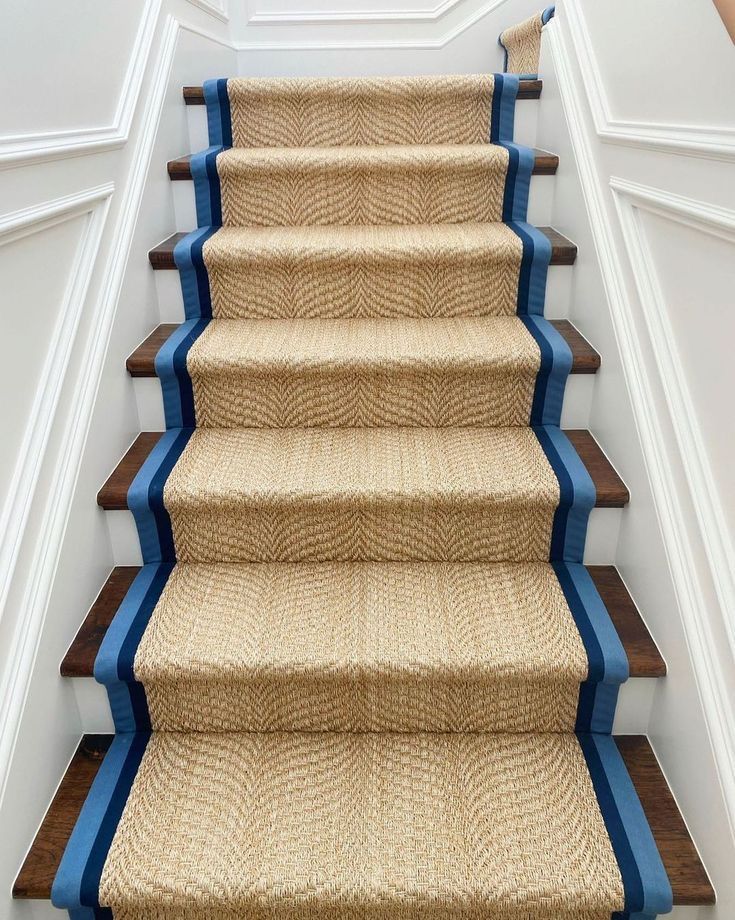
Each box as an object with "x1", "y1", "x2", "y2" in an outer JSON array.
[
  {"x1": 236, "y1": 0, "x2": 516, "y2": 50},
  {"x1": 246, "y1": 0, "x2": 463, "y2": 24},
  {"x1": 0, "y1": 183, "x2": 114, "y2": 803},
  {"x1": 563, "y1": 0, "x2": 735, "y2": 162},
  {"x1": 0, "y1": 7, "x2": 236, "y2": 816},
  {"x1": 0, "y1": 0, "x2": 163, "y2": 169},
  {"x1": 548, "y1": 15, "x2": 735, "y2": 851}
]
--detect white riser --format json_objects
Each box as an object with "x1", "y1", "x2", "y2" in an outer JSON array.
[
  {"x1": 133, "y1": 369, "x2": 595, "y2": 433},
  {"x1": 154, "y1": 263, "x2": 574, "y2": 325},
  {"x1": 185, "y1": 99, "x2": 542, "y2": 156},
  {"x1": 171, "y1": 173, "x2": 555, "y2": 233},
  {"x1": 72, "y1": 672, "x2": 652, "y2": 737},
  {"x1": 106, "y1": 504, "x2": 621, "y2": 568}
]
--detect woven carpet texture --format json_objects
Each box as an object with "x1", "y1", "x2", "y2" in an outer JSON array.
[{"x1": 51, "y1": 33, "x2": 673, "y2": 920}]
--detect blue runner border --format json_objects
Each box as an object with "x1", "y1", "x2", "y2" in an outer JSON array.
[
  {"x1": 94, "y1": 565, "x2": 174, "y2": 732},
  {"x1": 534, "y1": 424, "x2": 597, "y2": 563},
  {"x1": 580, "y1": 733, "x2": 674, "y2": 918},
  {"x1": 127, "y1": 428, "x2": 192, "y2": 564},
  {"x1": 51, "y1": 732, "x2": 150, "y2": 917}
]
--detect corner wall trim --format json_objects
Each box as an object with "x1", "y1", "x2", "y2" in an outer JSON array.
[{"x1": 563, "y1": 0, "x2": 735, "y2": 162}]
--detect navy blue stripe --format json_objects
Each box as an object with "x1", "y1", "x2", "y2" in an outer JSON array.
[
  {"x1": 217, "y1": 79, "x2": 233, "y2": 147},
  {"x1": 147, "y1": 428, "x2": 193, "y2": 562},
  {"x1": 171, "y1": 320, "x2": 208, "y2": 427},
  {"x1": 190, "y1": 230, "x2": 214, "y2": 320},
  {"x1": 520, "y1": 315, "x2": 552, "y2": 424},
  {"x1": 533, "y1": 425, "x2": 574, "y2": 560},
  {"x1": 578, "y1": 734, "x2": 646, "y2": 913},
  {"x1": 554, "y1": 562, "x2": 606, "y2": 731},
  {"x1": 490, "y1": 75, "x2": 503, "y2": 143},
  {"x1": 78, "y1": 733, "x2": 150, "y2": 907},
  {"x1": 117, "y1": 565, "x2": 174, "y2": 682},
  {"x1": 510, "y1": 221, "x2": 535, "y2": 314},
  {"x1": 501, "y1": 143, "x2": 520, "y2": 222},
  {"x1": 554, "y1": 562, "x2": 605, "y2": 681},
  {"x1": 205, "y1": 147, "x2": 222, "y2": 226}
]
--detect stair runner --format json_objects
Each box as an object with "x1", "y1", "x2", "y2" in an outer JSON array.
[{"x1": 52, "y1": 51, "x2": 673, "y2": 920}]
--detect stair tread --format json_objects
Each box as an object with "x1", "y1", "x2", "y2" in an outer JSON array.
[
  {"x1": 13, "y1": 733, "x2": 714, "y2": 906},
  {"x1": 98, "y1": 428, "x2": 627, "y2": 511},
  {"x1": 148, "y1": 226, "x2": 577, "y2": 269},
  {"x1": 62, "y1": 564, "x2": 664, "y2": 680},
  {"x1": 183, "y1": 80, "x2": 544, "y2": 104},
  {"x1": 128, "y1": 318, "x2": 599, "y2": 377},
  {"x1": 167, "y1": 148, "x2": 559, "y2": 179}
]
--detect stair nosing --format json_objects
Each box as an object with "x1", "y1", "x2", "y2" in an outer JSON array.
[
  {"x1": 148, "y1": 227, "x2": 578, "y2": 269},
  {"x1": 126, "y1": 319, "x2": 600, "y2": 378},
  {"x1": 60, "y1": 564, "x2": 666, "y2": 680},
  {"x1": 96, "y1": 428, "x2": 629, "y2": 512},
  {"x1": 167, "y1": 148, "x2": 560, "y2": 180},
  {"x1": 182, "y1": 80, "x2": 543, "y2": 105},
  {"x1": 12, "y1": 731, "x2": 713, "y2": 905}
]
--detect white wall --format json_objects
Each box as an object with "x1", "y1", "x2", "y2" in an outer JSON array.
[
  {"x1": 538, "y1": 2, "x2": 735, "y2": 915},
  {"x1": 0, "y1": 2, "x2": 235, "y2": 916},
  {"x1": 232, "y1": 0, "x2": 544, "y2": 74}
]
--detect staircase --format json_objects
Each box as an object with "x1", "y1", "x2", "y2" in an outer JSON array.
[{"x1": 14, "y1": 43, "x2": 715, "y2": 920}]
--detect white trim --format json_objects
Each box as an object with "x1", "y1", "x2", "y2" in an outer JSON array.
[
  {"x1": 0, "y1": 184, "x2": 114, "y2": 804},
  {"x1": 548, "y1": 14, "x2": 735, "y2": 847},
  {"x1": 247, "y1": 0, "x2": 463, "y2": 25},
  {"x1": 236, "y1": 0, "x2": 512, "y2": 49},
  {"x1": 186, "y1": 0, "x2": 230, "y2": 23},
  {"x1": 0, "y1": 8, "x2": 234, "y2": 817},
  {"x1": 0, "y1": 0, "x2": 233, "y2": 169},
  {"x1": 0, "y1": 0, "x2": 163, "y2": 169},
  {"x1": 562, "y1": 0, "x2": 735, "y2": 162}
]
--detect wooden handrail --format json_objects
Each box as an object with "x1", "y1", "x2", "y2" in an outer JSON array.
[{"x1": 713, "y1": 0, "x2": 735, "y2": 42}]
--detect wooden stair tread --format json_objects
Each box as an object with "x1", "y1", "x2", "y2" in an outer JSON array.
[
  {"x1": 183, "y1": 80, "x2": 543, "y2": 105},
  {"x1": 167, "y1": 149, "x2": 559, "y2": 179},
  {"x1": 126, "y1": 319, "x2": 599, "y2": 377},
  {"x1": 148, "y1": 227, "x2": 578, "y2": 269},
  {"x1": 96, "y1": 429, "x2": 628, "y2": 511},
  {"x1": 60, "y1": 565, "x2": 664, "y2": 680},
  {"x1": 13, "y1": 733, "x2": 713, "y2": 905}
]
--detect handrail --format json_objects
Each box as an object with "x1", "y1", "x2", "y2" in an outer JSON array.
[{"x1": 713, "y1": 0, "x2": 735, "y2": 42}]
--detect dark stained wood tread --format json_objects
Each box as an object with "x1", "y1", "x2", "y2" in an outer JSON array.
[
  {"x1": 126, "y1": 319, "x2": 599, "y2": 378},
  {"x1": 60, "y1": 565, "x2": 664, "y2": 680},
  {"x1": 148, "y1": 227, "x2": 577, "y2": 269},
  {"x1": 167, "y1": 148, "x2": 559, "y2": 179},
  {"x1": 183, "y1": 80, "x2": 543, "y2": 105},
  {"x1": 13, "y1": 733, "x2": 713, "y2": 904},
  {"x1": 96, "y1": 429, "x2": 628, "y2": 511}
]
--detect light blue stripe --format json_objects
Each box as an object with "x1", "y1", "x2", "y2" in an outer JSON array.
[
  {"x1": 543, "y1": 425, "x2": 596, "y2": 561},
  {"x1": 127, "y1": 429, "x2": 181, "y2": 563},
  {"x1": 190, "y1": 145, "x2": 223, "y2": 227},
  {"x1": 496, "y1": 72, "x2": 519, "y2": 141},
  {"x1": 173, "y1": 227, "x2": 213, "y2": 320},
  {"x1": 94, "y1": 565, "x2": 162, "y2": 730},
  {"x1": 51, "y1": 735, "x2": 136, "y2": 910},
  {"x1": 566, "y1": 564, "x2": 629, "y2": 686},
  {"x1": 203, "y1": 79, "x2": 224, "y2": 146},
  {"x1": 504, "y1": 142, "x2": 534, "y2": 221},
  {"x1": 523, "y1": 315, "x2": 572, "y2": 425},
  {"x1": 155, "y1": 319, "x2": 200, "y2": 429},
  {"x1": 591, "y1": 735, "x2": 674, "y2": 916}
]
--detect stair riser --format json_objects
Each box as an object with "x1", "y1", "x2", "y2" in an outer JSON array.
[
  {"x1": 133, "y1": 370, "x2": 595, "y2": 431},
  {"x1": 70, "y1": 673, "x2": 654, "y2": 736},
  {"x1": 185, "y1": 94, "x2": 541, "y2": 153},
  {"x1": 104, "y1": 504, "x2": 622, "y2": 568},
  {"x1": 154, "y1": 259, "x2": 573, "y2": 324},
  {"x1": 172, "y1": 169, "x2": 555, "y2": 231}
]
